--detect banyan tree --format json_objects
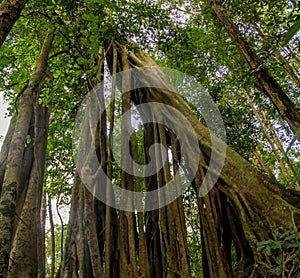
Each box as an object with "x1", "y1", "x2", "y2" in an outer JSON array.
[{"x1": 0, "y1": 0, "x2": 299, "y2": 277}]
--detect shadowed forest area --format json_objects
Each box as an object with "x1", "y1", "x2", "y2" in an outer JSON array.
[{"x1": 0, "y1": 0, "x2": 299, "y2": 277}]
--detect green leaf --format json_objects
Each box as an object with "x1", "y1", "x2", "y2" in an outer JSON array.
[
  {"x1": 257, "y1": 239, "x2": 273, "y2": 246},
  {"x1": 26, "y1": 135, "x2": 31, "y2": 145},
  {"x1": 284, "y1": 234, "x2": 297, "y2": 241},
  {"x1": 282, "y1": 16, "x2": 300, "y2": 46},
  {"x1": 265, "y1": 246, "x2": 271, "y2": 256},
  {"x1": 82, "y1": 13, "x2": 99, "y2": 22},
  {"x1": 270, "y1": 241, "x2": 282, "y2": 250},
  {"x1": 274, "y1": 253, "x2": 282, "y2": 265}
]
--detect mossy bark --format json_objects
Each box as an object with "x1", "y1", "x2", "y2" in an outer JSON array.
[{"x1": 0, "y1": 0, "x2": 29, "y2": 46}]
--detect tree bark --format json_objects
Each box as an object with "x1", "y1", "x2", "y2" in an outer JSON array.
[
  {"x1": 118, "y1": 48, "x2": 139, "y2": 278},
  {"x1": 8, "y1": 101, "x2": 50, "y2": 278},
  {"x1": 62, "y1": 37, "x2": 300, "y2": 278},
  {"x1": 108, "y1": 41, "x2": 300, "y2": 277},
  {"x1": 0, "y1": 115, "x2": 16, "y2": 194},
  {"x1": 206, "y1": 0, "x2": 300, "y2": 136},
  {"x1": 144, "y1": 124, "x2": 164, "y2": 278},
  {"x1": 48, "y1": 196, "x2": 56, "y2": 278},
  {"x1": 0, "y1": 0, "x2": 29, "y2": 46},
  {"x1": 0, "y1": 31, "x2": 53, "y2": 277},
  {"x1": 253, "y1": 149, "x2": 276, "y2": 179},
  {"x1": 39, "y1": 190, "x2": 47, "y2": 278},
  {"x1": 60, "y1": 59, "x2": 118, "y2": 278}
]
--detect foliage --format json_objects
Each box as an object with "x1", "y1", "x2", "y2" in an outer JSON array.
[
  {"x1": 282, "y1": 15, "x2": 300, "y2": 46},
  {"x1": 257, "y1": 226, "x2": 300, "y2": 277}
]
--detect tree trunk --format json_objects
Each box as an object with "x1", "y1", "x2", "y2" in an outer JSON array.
[
  {"x1": 61, "y1": 41, "x2": 192, "y2": 278},
  {"x1": 39, "y1": 191, "x2": 47, "y2": 278},
  {"x1": 253, "y1": 149, "x2": 276, "y2": 180},
  {"x1": 206, "y1": 0, "x2": 300, "y2": 136},
  {"x1": 0, "y1": 0, "x2": 29, "y2": 46},
  {"x1": 62, "y1": 38, "x2": 300, "y2": 278},
  {"x1": 241, "y1": 87, "x2": 294, "y2": 184},
  {"x1": 286, "y1": 45, "x2": 300, "y2": 68},
  {"x1": 0, "y1": 31, "x2": 53, "y2": 277},
  {"x1": 60, "y1": 60, "x2": 118, "y2": 278},
  {"x1": 8, "y1": 101, "x2": 50, "y2": 278},
  {"x1": 0, "y1": 115, "x2": 16, "y2": 193},
  {"x1": 109, "y1": 41, "x2": 300, "y2": 277},
  {"x1": 144, "y1": 123, "x2": 164, "y2": 278},
  {"x1": 48, "y1": 196, "x2": 56, "y2": 278}
]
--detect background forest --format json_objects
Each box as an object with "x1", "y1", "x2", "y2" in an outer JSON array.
[{"x1": 0, "y1": 0, "x2": 299, "y2": 277}]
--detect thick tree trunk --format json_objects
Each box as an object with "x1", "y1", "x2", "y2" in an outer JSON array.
[
  {"x1": 61, "y1": 62, "x2": 118, "y2": 278},
  {"x1": 62, "y1": 38, "x2": 299, "y2": 278},
  {"x1": 0, "y1": 32, "x2": 53, "y2": 277},
  {"x1": 107, "y1": 43, "x2": 192, "y2": 277},
  {"x1": 110, "y1": 42, "x2": 300, "y2": 277},
  {"x1": 62, "y1": 41, "x2": 192, "y2": 278},
  {"x1": 0, "y1": 0, "x2": 29, "y2": 46},
  {"x1": 8, "y1": 102, "x2": 50, "y2": 278},
  {"x1": 206, "y1": 0, "x2": 300, "y2": 136}
]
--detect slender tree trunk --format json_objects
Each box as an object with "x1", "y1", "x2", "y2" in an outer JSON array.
[
  {"x1": 38, "y1": 190, "x2": 47, "y2": 278},
  {"x1": 260, "y1": 109, "x2": 300, "y2": 188},
  {"x1": 154, "y1": 124, "x2": 190, "y2": 277},
  {"x1": 105, "y1": 44, "x2": 116, "y2": 278},
  {"x1": 241, "y1": 87, "x2": 293, "y2": 184},
  {"x1": 131, "y1": 133, "x2": 151, "y2": 278},
  {"x1": 253, "y1": 149, "x2": 276, "y2": 179},
  {"x1": 144, "y1": 123, "x2": 164, "y2": 278},
  {"x1": 48, "y1": 196, "x2": 56, "y2": 278},
  {"x1": 35, "y1": 102, "x2": 49, "y2": 278},
  {"x1": 83, "y1": 186, "x2": 103, "y2": 277},
  {"x1": 271, "y1": 48, "x2": 300, "y2": 91},
  {"x1": 118, "y1": 52, "x2": 139, "y2": 277},
  {"x1": 60, "y1": 175, "x2": 87, "y2": 278},
  {"x1": 206, "y1": 0, "x2": 300, "y2": 136},
  {"x1": 0, "y1": 115, "x2": 16, "y2": 193},
  {"x1": 0, "y1": 0, "x2": 29, "y2": 46}
]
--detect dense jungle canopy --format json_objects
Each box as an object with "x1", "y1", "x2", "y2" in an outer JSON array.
[{"x1": 0, "y1": 0, "x2": 299, "y2": 277}]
